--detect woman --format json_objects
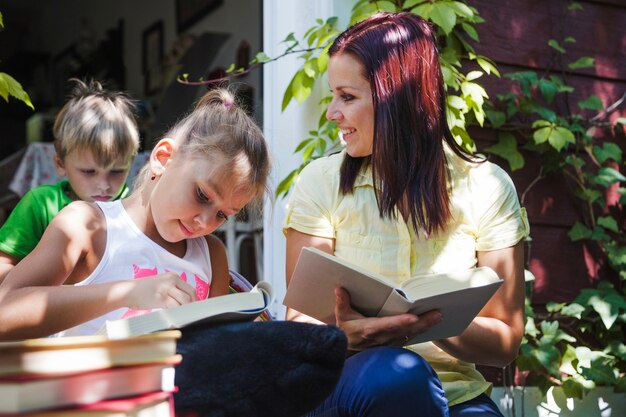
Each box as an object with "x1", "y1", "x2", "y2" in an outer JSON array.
[{"x1": 283, "y1": 12, "x2": 529, "y2": 417}]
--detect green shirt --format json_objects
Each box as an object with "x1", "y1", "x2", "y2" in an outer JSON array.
[{"x1": 0, "y1": 180, "x2": 129, "y2": 260}]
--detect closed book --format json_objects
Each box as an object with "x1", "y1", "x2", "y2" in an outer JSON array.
[
  {"x1": 0, "y1": 331, "x2": 180, "y2": 378},
  {"x1": 98, "y1": 281, "x2": 274, "y2": 339},
  {"x1": 0, "y1": 391, "x2": 174, "y2": 417},
  {"x1": 283, "y1": 247, "x2": 503, "y2": 345},
  {"x1": 0, "y1": 361, "x2": 178, "y2": 413}
]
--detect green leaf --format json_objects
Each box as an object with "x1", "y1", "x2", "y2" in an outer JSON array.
[
  {"x1": 411, "y1": 3, "x2": 433, "y2": 20},
  {"x1": 539, "y1": 79, "x2": 558, "y2": 104},
  {"x1": 281, "y1": 75, "x2": 295, "y2": 111},
  {"x1": 561, "y1": 379, "x2": 585, "y2": 399},
  {"x1": 275, "y1": 168, "x2": 300, "y2": 198},
  {"x1": 403, "y1": 0, "x2": 426, "y2": 8},
  {"x1": 560, "y1": 303, "x2": 586, "y2": 319},
  {"x1": 0, "y1": 11, "x2": 3, "y2": 29},
  {"x1": 593, "y1": 142, "x2": 623, "y2": 164},
  {"x1": 461, "y1": 22, "x2": 479, "y2": 41},
  {"x1": 533, "y1": 126, "x2": 552, "y2": 144},
  {"x1": 430, "y1": 2, "x2": 457, "y2": 35},
  {"x1": 476, "y1": 56, "x2": 499, "y2": 77},
  {"x1": 465, "y1": 70, "x2": 483, "y2": 81},
  {"x1": 549, "y1": 127, "x2": 576, "y2": 151},
  {"x1": 449, "y1": 1, "x2": 474, "y2": 18},
  {"x1": 447, "y1": 95, "x2": 468, "y2": 111},
  {"x1": 485, "y1": 132, "x2": 525, "y2": 171},
  {"x1": 0, "y1": 72, "x2": 34, "y2": 110},
  {"x1": 291, "y1": 70, "x2": 314, "y2": 104},
  {"x1": 564, "y1": 36, "x2": 576, "y2": 43},
  {"x1": 578, "y1": 95, "x2": 603, "y2": 110},
  {"x1": 548, "y1": 39, "x2": 566, "y2": 53},
  {"x1": 535, "y1": 344, "x2": 562, "y2": 377},
  {"x1": 568, "y1": 222, "x2": 592, "y2": 241},
  {"x1": 485, "y1": 110, "x2": 506, "y2": 129},
  {"x1": 254, "y1": 52, "x2": 271, "y2": 64},
  {"x1": 303, "y1": 60, "x2": 317, "y2": 78},
  {"x1": 594, "y1": 167, "x2": 626, "y2": 187},
  {"x1": 617, "y1": 117, "x2": 626, "y2": 125},
  {"x1": 568, "y1": 56, "x2": 595, "y2": 70},
  {"x1": 568, "y1": 2, "x2": 583, "y2": 11},
  {"x1": 597, "y1": 216, "x2": 619, "y2": 233},
  {"x1": 225, "y1": 63, "x2": 235, "y2": 73}
]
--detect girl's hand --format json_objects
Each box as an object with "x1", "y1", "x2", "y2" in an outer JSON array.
[
  {"x1": 334, "y1": 287, "x2": 442, "y2": 351},
  {"x1": 121, "y1": 272, "x2": 197, "y2": 310}
]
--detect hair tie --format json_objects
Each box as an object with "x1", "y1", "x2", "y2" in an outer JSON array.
[{"x1": 224, "y1": 101, "x2": 234, "y2": 108}]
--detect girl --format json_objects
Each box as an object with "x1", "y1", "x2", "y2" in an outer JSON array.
[{"x1": 0, "y1": 88, "x2": 270, "y2": 340}]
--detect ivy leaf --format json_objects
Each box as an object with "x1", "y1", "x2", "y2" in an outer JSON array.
[
  {"x1": 597, "y1": 216, "x2": 618, "y2": 233},
  {"x1": 593, "y1": 142, "x2": 623, "y2": 164},
  {"x1": 535, "y1": 344, "x2": 562, "y2": 377},
  {"x1": 430, "y1": 2, "x2": 457, "y2": 35},
  {"x1": 578, "y1": 95, "x2": 603, "y2": 110},
  {"x1": 485, "y1": 110, "x2": 505, "y2": 128},
  {"x1": 568, "y1": 56, "x2": 595, "y2": 70},
  {"x1": 0, "y1": 11, "x2": 3, "y2": 28},
  {"x1": 485, "y1": 132, "x2": 525, "y2": 171},
  {"x1": 594, "y1": 167, "x2": 626, "y2": 187},
  {"x1": 549, "y1": 127, "x2": 576, "y2": 151},
  {"x1": 560, "y1": 303, "x2": 586, "y2": 319},
  {"x1": 539, "y1": 79, "x2": 558, "y2": 104},
  {"x1": 548, "y1": 39, "x2": 566, "y2": 53},
  {"x1": 533, "y1": 126, "x2": 552, "y2": 145},
  {"x1": 568, "y1": 222, "x2": 592, "y2": 241}
]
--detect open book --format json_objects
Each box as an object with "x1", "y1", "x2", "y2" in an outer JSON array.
[
  {"x1": 283, "y1": 247, "x2": 502, "y2": 345},
  {"x1": 98, "y1": 281, "x2": 274, "y2": 339}
]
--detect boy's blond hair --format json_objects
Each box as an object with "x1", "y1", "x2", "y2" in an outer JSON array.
[{"x1": 53, "y1": 78, "x2": 140, "y2": 166}]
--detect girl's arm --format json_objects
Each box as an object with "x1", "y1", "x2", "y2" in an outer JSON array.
[
  {"x1": 0, "y1": 203, "x2": 195, "y2": 341},
  {"x1": 285, "y1": 228, "x2": 441, "y2": 350},
  {"x1": 206, "y1": 234, "x2": 230, "y2": 298},
  {"x1": 433, "y1": 241, "x2": 526, "y2": 367}
]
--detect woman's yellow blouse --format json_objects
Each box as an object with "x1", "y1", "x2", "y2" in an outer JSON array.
[{"x1": 283, "y1": 149, "x2": 529, "y2": 406}]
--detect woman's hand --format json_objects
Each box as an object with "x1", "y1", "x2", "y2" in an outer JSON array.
[
  {"x1": 118, "y1": 272, "x2": 197, "y2": 310},
  {"x1": 335, "y1": 287, "x2": 442, "y2": 351}
]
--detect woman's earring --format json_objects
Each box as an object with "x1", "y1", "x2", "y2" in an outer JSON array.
[{"x1": 151, "y1": 175, "x2": 156, "y2": 181}]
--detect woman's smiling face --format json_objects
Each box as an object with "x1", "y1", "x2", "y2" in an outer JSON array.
[{"x1": 326, "y1": 53, "x2": 375, "y2": 158}]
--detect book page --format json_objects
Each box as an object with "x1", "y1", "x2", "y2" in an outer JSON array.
[{"x1": 399, "y1": 267, "x2": 500, "y2": 301}]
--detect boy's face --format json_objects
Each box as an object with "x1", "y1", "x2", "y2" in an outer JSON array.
[{"x1": 55, "y1": 148, "x2": 132, "y2": 202}]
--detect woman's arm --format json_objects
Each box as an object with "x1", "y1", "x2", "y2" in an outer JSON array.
[
  {"x1": 285, "y1": 228, "x2": 442, "y2": 350},
  {"x1": 433, "y1": 241, "x2": 526, "y2": 367}
]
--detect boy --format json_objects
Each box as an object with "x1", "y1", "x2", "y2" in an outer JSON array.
[{"x1": 0, "y1": 78, "x2": 140, "y2": 281}]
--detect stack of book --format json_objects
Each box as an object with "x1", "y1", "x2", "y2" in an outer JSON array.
[{"x1": 0, "y1": 330, "x2": 182, "y2": 416}]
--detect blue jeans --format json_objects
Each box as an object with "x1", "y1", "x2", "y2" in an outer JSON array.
[{"x1": 305, "y1": 347, "x2": 504, "y2": 417}]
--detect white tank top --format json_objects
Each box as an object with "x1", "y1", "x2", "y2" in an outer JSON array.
[{"x1": 57, "y1": 200, "x2": 213, "y2": 337}]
